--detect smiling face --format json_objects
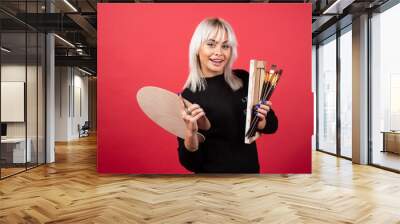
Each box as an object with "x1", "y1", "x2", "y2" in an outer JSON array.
[{"x1": 198, "y1": 28, "x2": 231, "y2": 77}]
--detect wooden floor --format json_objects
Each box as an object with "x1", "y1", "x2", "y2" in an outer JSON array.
[
  {"x1": 1, "y1": 167, "x2": 26, "y2": 178},
  {"x1": 373, "y1": 150, "x2": 400, "y2": 171},
  {"x1": 1, "y1": 134, "x2": 400, "y2": 223}
]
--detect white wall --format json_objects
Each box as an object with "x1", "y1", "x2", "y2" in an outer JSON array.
[
  {"x1": 55, "y1": 66, "x2": 69, "y2": 141},
  {"x1": 1, "y1": 65, "x2": 40, "y2": 137},
  {"x1": 1, "y1": 82, "x2": 25, "y2": 122},
  {"x1": 1, "y1": 65, "x2": 26, "y2": 130},
  {"x1": 73, "y1": 73, "x2": 89, "y2": 138},
  {"x1": 55, "y1": 67, "x2": 89, "y2": 141},
  {"x1": 1, "y1": 63, "x2": 46, "y2": 164},
  {"x1": 1, "y1": 65, "x2": 27, "y2": 140}
]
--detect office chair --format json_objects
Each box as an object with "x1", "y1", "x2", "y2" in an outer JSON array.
[{"x1": 79, "y1": 121, "x2": 90, "y2": 138}]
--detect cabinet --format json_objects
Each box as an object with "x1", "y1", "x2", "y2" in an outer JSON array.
[{"x1": 382, "y1": 131, "x2": 400, "y2": 154}]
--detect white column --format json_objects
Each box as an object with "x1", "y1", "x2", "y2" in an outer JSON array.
[
  {"x1": 352, "y1": 14, "x2": 369, "y2": 164},
  {"x1": 45, "y1": 1, "x2": 55, "y2": 163},
  {"x1": 46, "y1": 33, "x2": 55, "y2": 163}
]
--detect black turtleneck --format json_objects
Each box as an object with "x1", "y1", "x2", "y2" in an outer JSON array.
[{"x1": 177, "y1": 69, "x2": 278, "y2": 173}]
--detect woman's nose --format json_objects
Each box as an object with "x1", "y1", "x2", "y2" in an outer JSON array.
[{"x1": 213, "y1": 46, "x2": 222, "y2": 55}]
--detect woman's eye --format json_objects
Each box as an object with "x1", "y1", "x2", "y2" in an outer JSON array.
[
  {"x1": 222, "y1": 44, "x2": 230, "y2": 49},
  {"x1": 207, "y1": 42, "x2": 215, "y2": 47}
]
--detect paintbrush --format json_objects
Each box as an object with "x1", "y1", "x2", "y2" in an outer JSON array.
[{"x1": 246, "y1": 66, "x2": 282, "y2": 138}]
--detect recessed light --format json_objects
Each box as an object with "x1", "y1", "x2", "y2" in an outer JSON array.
[
  {"x1": 63, "y1": 0, "x2": 78, "y2": 12},
  {"x1": 1, "y1": 47, "x2": 11, "y2": 53},
  {"x1": 77, "y1": 67, "x2": 93, "y2": 76},
  {"x1": 54, "y1": 34, "x2": 75, "y2": 48}
]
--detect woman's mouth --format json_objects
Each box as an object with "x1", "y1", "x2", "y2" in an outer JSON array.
[{"x1": 210, "y1": 58, "x2": 224, "y2": 66}]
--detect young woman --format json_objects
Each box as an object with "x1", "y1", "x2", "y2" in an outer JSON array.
[{"x1": 177, "y1": 17, "x2": 278, "y2": 173}]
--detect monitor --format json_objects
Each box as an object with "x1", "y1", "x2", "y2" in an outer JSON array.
[{"x1": 1, "y1": 123, "x2": 7, "y2": 137}]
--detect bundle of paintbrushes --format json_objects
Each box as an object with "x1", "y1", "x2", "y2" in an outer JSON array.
[{"x1": 245, "y1": 62, "x2": 282, "y2": 141}]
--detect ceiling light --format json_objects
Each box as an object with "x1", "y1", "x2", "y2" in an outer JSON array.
[
  {"x1": 78, "y1": 67, "x2": 93, "y2": 76},
  {"x1": 54, "y1": 34, "x2": 75, "y2": 48},
  {"x1": 1, "y1": 47, "x2": 11, "y2": 53},
  {"x1": 63, "y1": 0, "x2": 78, "y2": 12},
  {"x1": 323, "y1": 0, "x2": 355, "y2": 15}
]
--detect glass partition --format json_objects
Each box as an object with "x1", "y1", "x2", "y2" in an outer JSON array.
[
  {"x1": 1, "y1": 30, "x2": 28, "y2": 177},
  {"x1": 0, "y1": 1, "x2": 46, "y2": 179}
]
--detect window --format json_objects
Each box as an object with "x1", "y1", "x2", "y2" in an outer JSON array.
[
  {"x1": 371, "y1": 2, "x2": 400, "y2": 171},
  {"x1": 339, "y1": 28, "x2": 352, "y2": 158},
  {"x1": 317, "y1": 35, "x2": 337, "y2": 154}
]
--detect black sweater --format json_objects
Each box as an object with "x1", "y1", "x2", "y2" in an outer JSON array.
[{"x1": 177, "y1": 69, "x2": 278, "y2": 173}]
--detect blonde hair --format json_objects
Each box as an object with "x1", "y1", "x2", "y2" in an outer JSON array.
[{"x1": 184, "y1": 17, "x2": 242, "y2": 92}]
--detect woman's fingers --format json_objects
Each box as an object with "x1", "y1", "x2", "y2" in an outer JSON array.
[
  {"x1": 191, "y1": 111, "x2": 205, "y2": 121},
  {"x1": 258, "y1": 104, "x2": 270, "y2": 113},
  {"x1": 187, "y1": 104, "x2": 200, "y2": 114},
  {"x1": 179, "y1": 100, "x2": 207, "y2": 132},
  {"x1": 256, "y1": 112, "x2": 266, "y2": 120},
  {"x1": 183, "y1": 103, "x2": 205, "y2": 121},
  {"x1": 182, "y1": 109, "x2": 205, "y2": 123},
  {"x1": 260, "y1": 100, "x2": 272, "y2": 106},
  {"x1": 257, "y1": 107, "x2": 268, "y2": 115},
  {"x1": 179, "y1": 95, "x2": 192, "y2": 116},
  {"x1": 190, "y1": 108, "x2": 204, "y2": 117},
  {"x1": 182, "y1": 113, "x2": 191, "y2": 122}
]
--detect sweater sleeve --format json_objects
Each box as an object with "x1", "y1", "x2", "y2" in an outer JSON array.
[
  {"x1": 258, "y1": 109, "x2": 278, "y2": 134},
  {"x1": 177, "y1": 137, "x2": 204, "y2": 173},
  {"x1": 176, "y1": 88, "x2": 205, "y2": 173}
]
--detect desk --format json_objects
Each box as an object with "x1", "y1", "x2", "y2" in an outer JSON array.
[
  {"x1": 1, "y1": 138, "x2": 31, "y2": 163},
  {"x1": 381, "y1": 131, "x2": 400, "y2": 154}
]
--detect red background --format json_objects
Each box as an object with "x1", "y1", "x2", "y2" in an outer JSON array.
[{"x1": 98, "y1": 3, "x2": 312, "y2": 174}]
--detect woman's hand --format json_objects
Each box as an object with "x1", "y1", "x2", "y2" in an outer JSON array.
[
  {"x1": 195, "y1": 106, "x2": 211, "y2": 131},
  {"x1": 179, "y1": 96, "x2": 207, "y2": 134},
  {"x1": 182, "y1": 104, "x2": 205, "y2": 133},
  {"x1": 256, "y1": 100, "x2": 272, "y2": 130}
]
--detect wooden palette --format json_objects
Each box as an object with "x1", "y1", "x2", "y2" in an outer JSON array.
[{"x1": 136, "y1": 86, "x2": 205, "y2": 142}]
